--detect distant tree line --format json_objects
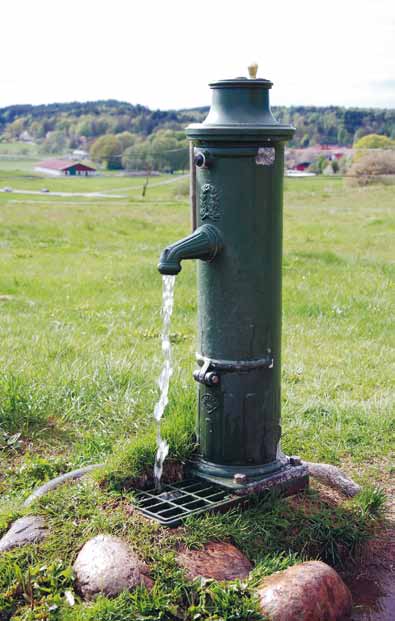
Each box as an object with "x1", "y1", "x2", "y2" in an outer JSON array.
[
  {"x1": 0, "y1": 100, "x2": 393, "y2": 170},
  {"x1": 90, "y1": 129, "x2": 189, "y2": 171},
  {"x1": 273, "y1": 106, "x2": 395, "y2": 147}
]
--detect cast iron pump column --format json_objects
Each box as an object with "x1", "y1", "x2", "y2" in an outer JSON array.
[{"x1": 158, "y1": 65, "x2": 308, "y2": 492}]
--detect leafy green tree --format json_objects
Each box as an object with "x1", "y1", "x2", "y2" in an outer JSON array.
[
  {"x1": 117, "y1": 131, "x2": 140, "y2": 151},
  {"x1": 122, "y1": 141, "x2": 152, "y2": 172},
  {"x1": 30, "y1": 120, "x2": 46, "y2": 139},
  {"x1": 308, "y1": 155, "x2": 328, "y2": 174},
  {"x1": 354, "y1": 133, "x2": 394, "y2": 149},
  {"x1": 5, "y1": 117, "x2": 25, "y2": 139},
  {"x1": 41, "y1": 130, "x2": 68, "y2": 154},
  {"x1": 353, "y1": 128, "x2": 366, "y2": 143},
  {"x1": 75, "y1": 116, "x2": 95, "y2": 137},
  {"x1": 149, "y1": 129, "x2": 188, "y2": 172},
  {"x1": 90, "y1": 135, "x2": 123, "y2": 169},
  {"x1": 122, "y1": 130, "x2": 188, "y2": 172},
  {"x1": 0, "y1": 100, "x2": 394, "y2": 151},
  {"x1": 337, "y1": 127, "x2": 350, "y2": 145}
]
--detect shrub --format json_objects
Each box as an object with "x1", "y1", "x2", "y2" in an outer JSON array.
[
  {"x1": 354, "y1": 133, "x2": 394, "y2": 150},
  {"x1": 347, "y1": 151, "x2": 395, "y2": 186}
]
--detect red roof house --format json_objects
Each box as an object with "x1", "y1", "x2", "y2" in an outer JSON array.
[{"x1": 35, "y1": 159, "x2": 96, "y2": 176}]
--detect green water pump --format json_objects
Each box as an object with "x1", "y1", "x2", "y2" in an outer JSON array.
[{"x1": 158, "y1": 65, "x2": 308, "y2": 493}]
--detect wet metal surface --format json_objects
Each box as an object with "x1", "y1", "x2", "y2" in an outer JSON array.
[{"x1": 134, "y1": 478, "x2": 239, "y2": 527}]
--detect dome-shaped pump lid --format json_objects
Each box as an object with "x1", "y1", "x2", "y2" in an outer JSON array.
[{"x1": 186, "y1": 65, "x2": 294, "y2": 142}]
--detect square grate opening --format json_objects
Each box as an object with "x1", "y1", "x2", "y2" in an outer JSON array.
[{"x1": 133, "y1": 478, "x2": 240, "y2": 526}]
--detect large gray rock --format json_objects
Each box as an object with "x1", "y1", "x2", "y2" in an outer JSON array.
[
  {"x1": 0, "y1": 516, "x2": 48, "y2": 553},
  {"x1": 256, "y1": 560, "x2": 352, "y2": 621},
  {"x1": 73, "y1": 535, "x2": 152, "y2": 600}
]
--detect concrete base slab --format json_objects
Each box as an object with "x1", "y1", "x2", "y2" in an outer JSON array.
[{"x1": 189, "y1": 462, "x2": 309, "y2": 496}]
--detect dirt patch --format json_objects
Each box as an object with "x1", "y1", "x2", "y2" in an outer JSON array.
[
  {"x1": 278, "y1": 471, "x2": 395, "y2": 620},
  {"x1": 343, "y1": 476, "x2": 394, "y2": 620}
]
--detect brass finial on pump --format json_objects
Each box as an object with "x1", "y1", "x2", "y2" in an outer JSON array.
[{"x1": 248, "y1": 62, "x2": 258, "y2": 79}]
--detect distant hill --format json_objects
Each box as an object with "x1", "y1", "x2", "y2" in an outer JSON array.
[
  {"x1": 0, "y1": 99, "x2": 393, "y2": 149},
  {"x1": 0, "y1": 100, "x2": 193, "y2": 140}
]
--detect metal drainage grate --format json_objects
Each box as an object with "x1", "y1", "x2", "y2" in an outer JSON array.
[{"x1": 133, "y1": 478, "x2": 240, "y2": 527}]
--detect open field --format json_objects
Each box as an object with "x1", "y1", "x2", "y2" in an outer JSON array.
[
  {"x1": 0, "y1": 143, "x2": 41, "y2": 157},
  {"x1": 0, "y1": 169, "x2": 394, "y2": 619},
  {"x1": 0, "y1": 166, "x2": 171, "y2": 194}
]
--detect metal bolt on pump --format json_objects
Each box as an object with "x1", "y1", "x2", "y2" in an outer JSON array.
[{"x1": 158, "y1": 65, "x2": 309, "y2": 494}]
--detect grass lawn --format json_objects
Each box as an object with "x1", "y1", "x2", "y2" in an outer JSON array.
[
  {"x1": 0, "y1": 142, "x2": 40, "y2": 157},
  {"x1": 0, "y1": 166, "x2": 173, "y2": 195},
  {"x1": 0, "y1": 170, "x2": 394, "y2": 619}
]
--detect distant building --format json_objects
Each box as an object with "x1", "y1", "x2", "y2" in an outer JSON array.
[
  {"x1": 286, "y1": 145, "x2": 352, "y2": 173},
  {"x1": 319, "y1": 145, "x2": 348, "y2": 160},
  {"x1": 71, "y1": 149, "x2": 89, "y2": 160},
  {"x1": 35, "y1": 159, "x2": 96, "y2": 176},
  {"x1": 295, "y1": 162, "x2": 311, "y2": 171},
  {"x1": 19, "y1": 130, "x2": 34, "y2": 143}
]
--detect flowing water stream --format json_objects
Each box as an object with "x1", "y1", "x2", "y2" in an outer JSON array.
[{"x1": 153, "y1": 275, "x2": 175, "y2": 489}]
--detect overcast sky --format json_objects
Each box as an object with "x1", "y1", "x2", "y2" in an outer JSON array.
[{"x1": 1, "y1": 0, "x2": 394, "y2": 110}]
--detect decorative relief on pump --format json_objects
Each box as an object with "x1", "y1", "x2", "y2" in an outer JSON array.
[
  {"x1": 201, "y1": 393, "x2": 219, "y2": 415},
  {"x1": 200, "y1": 184, "x2": 220, "y2": 222},
  {"x1": 256, "y1": 147, "x2": 275, "y2": 166}
]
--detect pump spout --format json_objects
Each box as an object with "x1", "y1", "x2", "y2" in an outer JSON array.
[{"x1": 158, "y1": 224, "x2": 223, "y2": 275}]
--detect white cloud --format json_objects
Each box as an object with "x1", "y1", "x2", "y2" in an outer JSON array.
[{"x1": 0, "y1": 0, "x2": 394, "y2": 108}]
